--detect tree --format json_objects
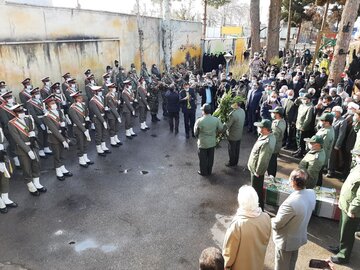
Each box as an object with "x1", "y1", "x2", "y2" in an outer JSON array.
[
  {"x1": 329, "y1": 0, "x2": 360, "y2": 83},
  {"x1": 202, "y1": 0, "x2": 230, "y2": 38},
  {"x1": 250, "y1": 0, "x2": 260, "y2": 55},
  {"x1": 162, "y1": 0, "x2": 172, "y2": 71},
  {"x1": 266, "y1": 0, "x2": 282, "y2": 60}
]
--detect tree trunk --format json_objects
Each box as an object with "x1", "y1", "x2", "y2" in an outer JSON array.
[
  {"x1": 136, "y1": 0, "x2": 144, "y2": 67},
  {"x1": 250, "y1": 0, "x2": 260, "y2": 56},
  {"x1": 285, "y1": 0, "x2": 292, "y2": 50},
  {"x1": 266, "y1": 0, "x2": 281, "y2": 61},
  {"x1": 329, "y1": 0, "x2": 360, "y2": 84},
  {"x1": 203, "y1": 0, "x2": 208, "y2": 39},
  {"x1": 162, "y1": 0, "x2": 172, "y2": 72}
]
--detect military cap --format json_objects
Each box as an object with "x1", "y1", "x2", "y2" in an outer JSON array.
[
  {"x1": 0, "y1": 81, "x2": 6, "y2": 87},
  {"x1": 70, "y1": 91, "x2": 83, "y2": 99},
  {"x1": 123, "y1": 79, "x2": 131, "y2": 84},
  {"x1": 29, "y1": 87, "x2": 40, "y2": 95},
  {"x1": 319, "y1": 113, "x2": 334, "y2": 122},
  {"x1": 62, "y1": 72, "x2": 71, "y2": 79},
  {"x1": 44, "y1": 94, "x2": 56, "y2": 104},
  {"x1": 41, "y1": 76, "x2": 50, "y2": 82},
  {"x1": 51, "y1": 82, "x2": 60, "y2": 89},
  {"x1": 106, "y1": 83, "x2": 116, "y2": 88},
  {"x1": 1, "y1": 91, "x2": 12, "y2": 98},
  {"x1": 351, "y1": 149, "x2": 360, "y2": 155},
  {"x1": 9, "y1": 103, "x2": 24, "y2": 112},
  {"x1": 67, "y1": 78, "x2": 76, "y2": 83},
  {"x1": 84, "y1": 69, "x2": 91, "y2": 75},
  {"x1": 254, "y1": 119, "x2": 272, "y2": 130},
  {"x1": 303, "y1": 93, "x2": 312, "y2": 99},
  {"x1": 269, "y1": 106, "x2": 284, "y2": 116},
  {"x1": 22, "y1": 78, "x2": 31, "y2": 85},
  {"x1": 90, "y1": 86, "x2": 102, "y2": 92},
  {"x1": 102, "y1": 73, "x2": 110, "y2": 79},
  {"x1": 304, "y1": 135, "x2": 323, "y2": 145},
  {"x1": 87, "y1": 73, "x2": 94, "y2": 79}
]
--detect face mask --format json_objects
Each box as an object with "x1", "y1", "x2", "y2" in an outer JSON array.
[
  {"x1": 356, "y1": 156, "x2": 360, "y2": 165},
  {"x1": 337, "y1": 87, "x2": 343, "y2": 94},
  {"x1": 307, "y1": 143, "x2": 313, "y2": 150},
  {"x1": 18, "y1": 113, "x2": 25, "y2": 119},
  {"x1": 270, "y1": 75, "x2": 275, "y2": 79},
  {"x1": 288, "y1": 95, "x2": 294, "y2": 99},
  {"x1": 344, "y1": 78, "x2": 349, "y2": 82},
  {"x1": 26, "y1": 85, "x2": 32, "y2": 90},
  {"x1": 90, "y1": 80, "x2": 95, "y2": 84},
  {"x1": 128, "y1": 86, "x2": 132, "y2": 90},
  {"x1": 7, "y1": 98, "x2": 14, "y2": 104},
  {"x1": 293, "y1": 80, "x2": 298, "y2": 84},
  {"x1": 309, "y1": 79, "x2": 315, "y2": 83},
  {"x1": 121, "y1": 70, "x2": 125, "y2": 74},
  {"x1": 106, "y1": 78, "x2": 111, "y2": 83},
  {"x1": 270, "y1": 97, "x2": 277, "y2": 102},
  {"x1": 271, "y1": 113, "x2": 276, "y2": 119},
  {"x1": 263, "y1": 77, "x2": 267, "y2": 81},
  {"x1": 71, "y1": 84, "x2": 76, "y2": 89},
  {"x1": 50, "y1": 104, "x2": 57, "y2": 110},
  {"x1": 279, "y1": 93, "x2": 285, "y2": 97},
  {"x1": 279, "y1": 76, "x2": 284, "y2": 80},
  {"x1": 322, "y1": 102, "x2": 328, "y2": 107},
  {"x1": 348, "y1": 110, "x2": 354, "y2": 115},
  {"x1": 331, "y1": 112, "x2": 336, "y2": 117},
  {"x1": 97, "y1": 91, "x2": 103, "y2": 97},
  {"x1": 302, "y1": 99, "x2": 307, "y2": 105},
  {"x1": 45, "y1": 82, "x2": 50, "y2": 86},
  {"x1": 56, "y1": 89, "x2": 61, "y2": 94},
  {"x1": 319, "y1": 121, "x2": 324, "y2": 128},
  {"x1": 185, "y1": 88, "x2": 189, "y2": 91},
  {"x1": 257, "y1": 127, "x2": 262, "y2": 135},
  {"x1": 328, "y1": 83, "x2": 333, "y2": 87},
  {"x1": 35, "y1": 94, "x2": 41, "y2": 99},
  {"x1": 353, "y1": 115, "x2": 358, "y2": 122}
]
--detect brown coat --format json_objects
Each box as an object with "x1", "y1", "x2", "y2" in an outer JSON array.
[{"x1": 223, "y1": 212, "x2": 271, "y2": 270}]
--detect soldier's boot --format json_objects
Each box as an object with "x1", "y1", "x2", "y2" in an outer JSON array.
[
  {"x1": 126, "y1": 129, "x2": 133, "y2": 139},
  {"x1": 151, "y1": 115, "x2": 157, "y2": 123},
  {"x1": 79, "y1": 156, "x2": 89, "y2": 168},
  {"x1": 91, "y1": 123, "x2": 96, "y2": 130},
  {"x1": 56, "y1": 167, "x2": 65, "y2": 181},
  {"x1": 101, "y1": 142, "x2": 111, "y2": 153},
  {"x1": 130, "y1": 128, "x2": 137, "y2": 137},
  {"x1": 155, "y1": 115, "x2": 161, "y2": 121},
  {"x1": 140, "y1": 122, "x2": 147, "y2": 131},
  {"x1": 83, "y1": 154, "x2": 94, "y2": 165},
  {"x1": 33, "y1": 178, "x2": 47, "y2": 193},
  {"x1": 144, "y1": 122, "x2": 150, "y2": 130},
  {"x1": 0, "y1": 198, "x2": 8, "y2": 214},
  {"x1": 13, "y1": 156, "x2": 20, "y2": 168},
  {"x1": 1, "y1": 193, "x2": 17, "y2": 208},
  {"x1": 61, "y1": 165, "x2": 73, "y2": 177},
  {"x1": 27, "y1": 182, "x2": 40, "y2": 196},
  {"x1": 110, "y1": 136, "x2": 119, "y2": 147},
  {"x1": 96, "y1": 145, "x2": 106, "y2": 156},
  {"x1": 39, "y1": 149, "x2": 47, "y2": 158},
  {"x1": 115, "y1": 135, "x2": 123, "y2": 145},
  {"x1": 44, "y1": 147, "x2": 53, "y2": 155}
]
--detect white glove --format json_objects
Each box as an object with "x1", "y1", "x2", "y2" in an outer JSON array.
[
  {"x1": 85, "y1": 116, "x2": 90, "y2": 122},
  {"x1": 0, "y1": 162, "x2": 5, "y2": 173},
  {"x1": 117, "y1": 100, "x2": 121, "y2": 105},
  {"x1": 62, "y1": 141, "x2": 69, "y2": 149},
  {"x1": 28, "y1": 150, "x2": 36, "y2": 160},
  {"x1": 84, "y1": 129, "x2": 91, "y2": 142},
  {"x1": 40, "y1": 124, "x2": 46, "y2": 131},
  {"x1": 103, "y1": 122, "x2": 108, "y2": 129},
  {"x1": 132, "y1": 111, "x2": 136, "y2": 116},
  {"x1": 105, "y1": 106, "x2": 110, "y2": 111},
  {"x1": 29, "y1": 131, "x2": 36, "y2": 138},
  {"x1": 117, "y1": 117, "x2": 122, "y2": 123},
  {"x1": 134, "y1": 99, "x2": 138, "y2": 103},
  {"x1": 147, "y1": 92, "x2": 150, "y2": 97},
  {"x1": 60, "y1": 122, "x2": 66, "y2": 127},
  {"x1": 146, "y1": 105, "x2": 150, "y2": 111},
  {"x1": 65, "y1": 114, "x2": 72, "y2": 125},
  {"x1": 0, "y1": 144, "x2": 4, "y2": 151}
]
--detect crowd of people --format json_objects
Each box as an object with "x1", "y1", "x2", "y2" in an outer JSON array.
[{"x1": 0, "y1": 47, "x2": 359, "y2": 269}]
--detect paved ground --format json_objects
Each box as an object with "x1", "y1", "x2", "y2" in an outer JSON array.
[{"x1": 0, "y1": 107, "x2": 359, "y2": 270}]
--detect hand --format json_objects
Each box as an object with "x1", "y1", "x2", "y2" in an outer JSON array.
[
  {"x1": 134, "y1": 99, "x2": 138, "y2": 103},
  {"x1": 103, "y1": 122, "x2": 108, "y2": 129},
  {"x1": 0, "y1": 162, "x2": 5, "y2": 173},
  {"x1": 40, "y1": 124, "x2": 46, "y2": 131},
  {"x1": 347, "y1": 212, "x2": 355, "y2": 218},
  {"x1": 117, "y1": 117, "x2": 122, "y2": 123},
  {"x1": 85, "y1": 116, "x2": 90, "y2": 122},
  {"x1": 132, "y1": 111, "x2": 136, "y2": 116},
  {"x1": 147, "y1": 105, "x2": 151, "y2": 111},
  {"x1": 28, "y1": 150, "x2": 36, "y2": 160},
  {"x1": 334, "y1": 146, "x2": 339, "y2": 150},
  {"x1": 0, "y1": 144, "x2": 4, "y2": 151},
  {"x1": 62, "y1": 141, "x2": 69, "y2": 149},
  {"x1": 65, "y1": 114, "x2": 72, "y2": 125},
  {"x1": 105, "y1": 106, "x2": 109, "y2": 111},
  {"x1": 84, "y1": 129, "x2": 90, "y2": 137},
  {"x1": 29, "y1": 131, "x2": 36, "y2": 137},
  {"x1": 60, "y1": 122, "x2": 66, "y2": 127},
  {"x1": 254, "y1": 173, "x2": 259, "y2": 177}
]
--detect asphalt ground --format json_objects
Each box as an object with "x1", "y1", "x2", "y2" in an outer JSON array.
[{"x1": 0, "y1": 106, "x2": 359, "y2": 270}]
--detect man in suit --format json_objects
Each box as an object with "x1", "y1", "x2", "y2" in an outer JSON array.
[
  {"x1": 179, "y1": 82, "x2": 197, "y2": 139},
  {"x1": 283, "y1": 89, "x2": 298, "y2": 150},
  {"x1": 272, "y1": 169, "x2": 316, "y2": 270},
  {"x1": 329, "y1": 149, "x2": 360, "y2": 265},
  {"x1": 194, "y1": 104, "x2": 223, "y2": 176},
  {"x1": 223, "y1": 101, "x2": 245, "y2": 167}
]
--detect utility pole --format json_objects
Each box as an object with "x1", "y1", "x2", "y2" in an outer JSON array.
[
  {"x1": 285, "y1": 0, "x2": 292, "y2": 50},
  {"x1": 203, "y1": 0, "x2": 208, "y2": 39}
]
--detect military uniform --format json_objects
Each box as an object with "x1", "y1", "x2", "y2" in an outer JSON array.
[
  {"x1": 89, "y1": 87, "x2": 110, "y2": 156},
  {"x1": 102, "y1": 73, "x2": 111, "y2": 96},
  {"x1": 105, "y1": 84, "x2": 122, "y2": 147},
  {"x1": 295, "y1": 98, "x2": 314, "y2": 156},
  {"x1": 224, "y1": 107, "x2": 245, "y2": 167},
  {"x1": 299, "y1": 148, "x2": 326, "y2": 188},
  {"x1": 194, "y1": 105, "x2": 223, "y2": 176},
  {"x1": 137, "y1": 83, "x2": 150, "y2": 130},
  {"x1": 247, "y1": 120, "x2": 276, "y2": 210},
  {"x1": 122, "y1": 83, "x2": 137, "y2": 138},
  {"x1": 332, "y1": 153, "x2": 360, "y2": 264},
  {"x1": 8, "y1": 107, "x2": 45, "y2": 196},
  {"x1": 61, "y1": 72, "x2": 71, "y2": 93},
  {"x1": 328, "y1": 115, "x2": 347, "y2": 176},
  {"x1": 148, "y1": 81, "x2": 161, "y2": 122},
  {"x1": 68, "y1": 92, "x2": 93, "y2": 167},
  {"x1": 316, "y1": 126, "x2": 334, "y2": 167}
]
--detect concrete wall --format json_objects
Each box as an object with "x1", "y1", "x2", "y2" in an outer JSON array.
[{"x1": 0, "y1": 2, "x2": 202, "y2": 93}]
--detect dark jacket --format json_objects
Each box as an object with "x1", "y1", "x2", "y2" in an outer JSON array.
[{"x1": 165, "y1": 89, "x2": 180, "y2": 113}]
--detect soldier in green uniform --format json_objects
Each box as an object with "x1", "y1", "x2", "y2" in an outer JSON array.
[
  {"x1": 194, "y1": 104, "x2": 223, "y2": 176},
  {"x1": 68, "y1": 92, "x2": 93, "y2": 168},
  {"x1": 247, "y1": 119, "x2": 276, "y2": 210},
  {"x1": 315, "y1": 113, "x2": 335, "y2": 185},
  {"x1": 298, "y1": 135, "x2": 326, "y2": 188},
  {"x1": 43, "y1": 95, "x2": 72, "y2": 181},
  {"x1": 137, "y1": 77, "x2": 151, "y2": 131},
  {"x1": 105, "y1": 83, "x2": 122, "y2": 147},
  {"x1": 223, "y1": 101, "x2": 245, "y2": 167},
  {"x1": 293, "y1": 93, "x2": 314, "y2": 158},
  {"x1": 148, "y1": 80, "x2": 161, "y2": 122},
  {"x1": 0, "y1": 125, "x2": 17, "y2": 214},
  {"x1": 102, "y1": 73, "x2": 111, "y2": 96},
  {"x1": 8, "y1": 104, "x2": 46, "y2": 196},
  {"x1": 329, "y1": 149, "x2": 360, "y2": 265},
  {"x1": 268, "y1": 106, "x2": 286, "y2": 177},
  {"x1": 89, "y1": 86, "x2": 111, "y2": 156}
]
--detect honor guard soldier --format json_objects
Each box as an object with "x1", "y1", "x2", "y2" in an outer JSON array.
[
  {"x1": 68, "y1": 91, "x2": 93, "y2": 167},
  {"x1": 43, "y1": 95, "x2": 72, "y2": 181},
  {"x1": 0, "y1": 81, "x2": 7, "y2": 96},
  {"x1": 84, "y1": 69, "x2": 92, "y2": 86},
  {"x1": 0, "y1": 125, "x2": 17, "y2": 214},
  {"x1": 61, "y1": 72, "x2": 71, "y2": 93},
  {"x1": 64, "y1": 78, "x2": 78, "y2": 104},
  {"x1": 267, "y1": 106, "x2": 286, "y2": 177},
  {"x1": 247, "y1": 119, "x2": 276, "y2": 210},
  {"x1": 0, "y1": 91, "x2": 21, "y2": 167},
  {"x1": 105, "y1": 83, "x2": 122, "y2": 147},
  {"x1": 89, "y1": 86, "x2": 111, "y2": 156},
  {"x1": 299, "y1": 135, "x2": 326, "y2": 188},
  {"x1": 122, "y1": 80, "x2": 137, "y2": 139},
  {"x1": 19, "y1": 78, "x2": 33, "y2": 109},
  {"x1": 140, "y1": 62, "x2": 151, "y2": 84},
  {"x1": 27, "y1": 87, "x2": 52, "y2": 158},
  {"x1": 129, "y1": 63, "x2": 139, "y2": 90},
  {"x1": 137, "y1": 77, "x2": 151, "y2": 131},
  {"x1": 40, "y1": 76, "x2": 51, "y2": 100},
  {"x1": 102, "y1": 73, "x2": 111, "y2": 96},
  {"x1": 8, "y1": 104, "x2": 46, "y2": 196},
  {"x1": 85, "y1": 73, "x2": 96, "y2": 101}
]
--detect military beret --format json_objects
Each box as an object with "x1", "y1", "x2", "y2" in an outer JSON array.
[
  {"x1": 269, "y1": 106, "x2": 284, "y2": 116},
  {"x1": 319, "y1": 113, "x2": 334, "y2": 122},
  {"x1": 304, "y1": 135, "x2": 323, "y2": 145},
  {"x1": 254, "y1": 119, "x2": 272, "y2": 130}
]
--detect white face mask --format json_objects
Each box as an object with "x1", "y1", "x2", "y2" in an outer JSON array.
[
  {"x1": 128, "y1": 85, "x2": 132, "y2": 91},
  {"x1": 26, "y1": 85, "x2": 32, "y2": 90},
  {"x1": 56, "y1": 89, "x2": 61, "y2": 94},
  {"x1": 35, "y1": 94, "x2": 41, "y2": 100},
  {"x1": 71, "y1": 84, "x2": 76, "y2": 89},
  {"x1": 45, "y1": 82, "x2": 50, "y2": 86},
  {"x1": 353, "y1": 115, "x2": 358, "y2": 122},
  {"x1": 319, "y1": 121, "x2": 324, "y2": 128},
  {"x1": 356, "y1": 156, "x2": 360, "y2": 165},
  {"x1": 288, "y1": 95, "x2": 294, "y2": 99},
  {"x1": 18, "y1": 113, "x2": 25, "y2": 119},
  {"x1": 270, "y1": 97, "x2": 277, "y2": 102},
  {"x1": 271, "y1": 113, "x2": 276, "y2": 119},
  {"x1": 307, "y1": 143, "x2": 313, "y2": 150},
  {"x1": 90, "y1": 80, "x2": 95, "y2": 85},
  {"x1": 302, "y1": 100, "x2": 307, "y2": 105},
  {"x1": 7, "y1": 98, "x2": 14, "y2": 104},
  {"x1": 106, "y1": 78, "x2": 111, "y2": 83},
  {"x1": 97, "y1": 91, "x2": 103, "y2": 97},
  {"x1": 257, "y1": 127, "x2": 262, "y2": 135},
  {"x1": 348, "y1": 110, "x2": 354, "y2": 115},
  {"x1": 50, "y1": 104, "x2": 57, "y2": 110}
]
